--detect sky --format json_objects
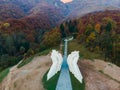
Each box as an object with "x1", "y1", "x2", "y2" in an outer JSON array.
[{"x1": 61, "y1": 0, "x2": 73, "y2": 3}]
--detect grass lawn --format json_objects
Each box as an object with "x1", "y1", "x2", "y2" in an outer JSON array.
[
  {"x1": 68, "y1": 40, "x2": 104, "y2": 60},
  {"x1": 42, "y1": 70, "x2": 60, "y2": 90},
  {"x1": 35, "y1": 46, "x2": 60, "y2": 56},
  {"x1": 70, "y1": 72, "x2": 85, "y2": 90},
  {"x1": 0, "y1": 68, "x2": 10, "y2": 82}
]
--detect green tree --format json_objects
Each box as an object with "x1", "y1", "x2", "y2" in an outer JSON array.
[
  {"x1": 84, "y1": 24, "x2": 94, "y2": 36},
  {"x1": 68, "y1": 20, "x2": 78, "y2": 35},
  {"x1": 60, "y1": 24, "x2": 66, "y2": 38},
  {"x1": 20, "y1": 46, "x2": 25, "y2": 54},
  {"x1": 103, "y1": 17, "x2": 117, "y2": 32},
  {"x1": 5, "y1": 35, "x2": 16, "y2": 55},
  {"x1": 0, "y1": 54, "x2": 20, "y2": 69}
]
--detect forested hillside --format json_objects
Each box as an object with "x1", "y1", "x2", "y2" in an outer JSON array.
[
  {"x1": 0, "y1": 0, "x2": 120, "y2": 72},
  {"x1": 0, "y1": 10, "x2": 120, "y2": 71},
  {"x1": 0, "y1": 1, "x2": 120, "y2": 90},
  {"x1": 0, "y1": 4, "x2": 25, "y2": 21},
  {"x1": 58, "y1": 10, "x2": 120, "y2": 66},
  {"x1": 0, "y1": 0, "x2": 65, "y2": 71}
]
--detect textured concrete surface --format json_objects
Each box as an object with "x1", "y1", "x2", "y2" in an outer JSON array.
[
  {"x1": 56, "y1": 57, "x2": 72, "y2": 90},
  {"x1": 56, "y1": 39, "x2": 73, "y2": 90}
]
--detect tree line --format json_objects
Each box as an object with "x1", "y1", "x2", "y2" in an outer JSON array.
[
  {"x1": 0, "y1": 10, "x2": 120, "y2": 71},
  {"x1": 59, "y1": 17, "x2": 120, "y2": 66}
]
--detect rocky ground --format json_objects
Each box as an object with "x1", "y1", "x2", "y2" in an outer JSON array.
[
  {"x1": 78, "y1": 59, "x2": 120, "y2": 90},
  {"x1": 0, "y1": 56, "x2": 120, "y2": 90}
]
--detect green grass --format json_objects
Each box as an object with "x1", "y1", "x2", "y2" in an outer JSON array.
[
  {"x1": 98, "y1": 70, "x2": 104, "y2": 73},
  {"x1": 0, "y1": 67, "x2": 3, "y2": 72},
  {"x1": 70, "y1": 72, "x2": 85, "y2": 90},
  {"x1": 42, "y1": 70, "x2": 60, "y2": 90},
  {"x1": 35, "y1": 46, "x2": 60, "y2": 56},
  {"x1": 0, "y1": 68, "x2": 10, "y2": 82},
  {"x1": 68, "y1": 40, "x2": 104, "y2": 60},
  {"x1": 35, "y1": 49, "x2": 52, "y2": 56},
  {"x1": 17, "y1": 56, "x2": 34, "y2": 68}
]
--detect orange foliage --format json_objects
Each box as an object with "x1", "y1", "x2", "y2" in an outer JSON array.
[
  {"x1": 95, "y1": 23, "x2": 101, "y2": 33},
  {"x1": 79, "y1": 10, "x2": 120, "y2": 34}
]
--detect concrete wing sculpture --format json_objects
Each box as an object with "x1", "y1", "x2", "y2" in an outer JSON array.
[
  {"x1": 47, "y1": 50, "x2": 63, "y2": 80},
  {"x1": 67, "y1": 51, "x2": 83, "y2": 83}
]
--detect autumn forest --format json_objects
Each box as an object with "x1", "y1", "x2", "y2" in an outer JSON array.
[{"x1": 0, "y1": 9, "x2": 120, "y2": 71}]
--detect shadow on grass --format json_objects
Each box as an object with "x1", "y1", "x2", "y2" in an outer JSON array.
[
  {"x1": 17, "y1": 56, "x2": 34, "y2": 68},
  {"x1": 42, "y1": 70, "x2": 60, "y2": 90},
  {"x1": 70, "y1": 72, "x2": 85, "y2": 90},
  {"x1": 0, "y1": 68, "x2": 10, "y2": 83}
]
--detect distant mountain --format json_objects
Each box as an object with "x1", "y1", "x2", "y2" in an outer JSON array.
[
  {"x1": 0, "y1": 0, "x2": 41, "y2": 12},
  {"x1": 65, "y1": 0, "x2": 120, "y2": 19},
  {"x1": 0, "y1": 0, "x2": 120, "y2": 29},
  {"x1": 45, "y1": 0, "x2": 69, "y2": 15},
  {"x1": 0, "y1": 0, "x2": 40, "y2": 21},
  {"x1": 0, "y1": 0, "x2": 68, "y2": 14},
  {"x1": 0, "y1": 3, "x2": 25, "y2": 21},
  {"x1": 66, "y1": 6, "x2": 120, "y2": 19},
  {"x1": 22, "y1": 1, "x2": 65, "y2": 29},
  {"x1": 0, "y1": 0, "x2": 66, "y2": 29},
  {"x1": 67, "y1": 0, "x2": 120, "y2": 9}
]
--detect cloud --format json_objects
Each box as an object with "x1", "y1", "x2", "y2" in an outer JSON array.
[{"x1": 61, "y1": 0, "x2": 73, "y2": 3}]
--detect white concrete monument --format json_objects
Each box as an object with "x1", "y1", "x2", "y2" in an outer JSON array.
[
  {"x1": 47, "y1": 50, "x2": 63, "y2": 80},
  {"x1": 67, "y1": 51, "x2": 83, "y2": 83}
]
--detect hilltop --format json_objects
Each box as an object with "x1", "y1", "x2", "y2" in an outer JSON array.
[{"x1": 0, "y1": 55, "x2": 120, "y2": 90}]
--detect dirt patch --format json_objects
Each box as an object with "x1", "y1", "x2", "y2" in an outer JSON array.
[
  {"x1": 0, "y1": 56, "x2": 120, "y2": 90},
  {"x1": 90, "y1": 59, "x2": 120, "y2": 82},
  {"x1": 78, "y1": 60, "x2": 120, "y2": 90},
  {"x1": 0, "y1": 55, "x2": 52, "y2": 90}
]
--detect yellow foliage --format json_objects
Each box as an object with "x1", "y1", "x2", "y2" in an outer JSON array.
[
  {"x1": 31, "y1": 50, "x2": 34, "y2": 55},
  {"x1": 95, "y1": 46, "x2": 100, "y2": 51},
  {"x1": 3, "y1": 23, "x2": 10, "y2": 28},
  {"x1": 86, "y1": 38, "x2": 89, "y2": 43},
  {"x1": 87, "y1": 32, "x2": 96, "y2": 41}
]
